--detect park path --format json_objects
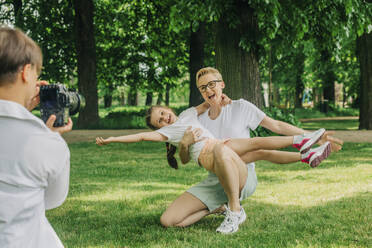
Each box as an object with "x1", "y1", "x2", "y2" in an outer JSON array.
[
  {"x1": 299, "y1": 116, "x2": 358, "y2": 122},
  {"x1": 62, "y1": 128, "x2": 372, "y2": 144}
]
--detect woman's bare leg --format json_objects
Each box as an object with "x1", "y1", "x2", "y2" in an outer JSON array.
[
  {"x1": 226, "y1": 136, "x2": 294, "y2": 156},
  {"x1": 161, "y1": 145, "x2": 251, "y2": 227},
  {"x1": 211, "y1": 143, "x2": 248, "y2": 212},
  {"x1": 160, "y1": 192, "x2": 211, "y2": 227},
  {"x1": 240, "y1": 149, "x2": 301, "y2": 164}
]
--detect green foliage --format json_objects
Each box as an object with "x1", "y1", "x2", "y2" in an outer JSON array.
[
  {"x1": 84, "y1": 104, "x2": 189, "y2": 129},
  {"x1": 2, "y1": 0, "x2": 371, "y2": 117},
  {"x1": 94, "y1": 0, "x2": 190, "y2": 104}
]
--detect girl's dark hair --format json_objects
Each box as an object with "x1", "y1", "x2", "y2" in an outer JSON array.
[{"x1": 145, "y1": 106, "x2": 178, "y2": 169}]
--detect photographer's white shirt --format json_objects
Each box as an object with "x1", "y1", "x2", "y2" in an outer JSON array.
[{"x1": 0, "y1": 100, "x2": 70, "y2": 248}]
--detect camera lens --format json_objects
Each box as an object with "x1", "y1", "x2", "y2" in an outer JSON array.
[{"x1": 68, "y1": 91, "x2": 85, "y2": 115}]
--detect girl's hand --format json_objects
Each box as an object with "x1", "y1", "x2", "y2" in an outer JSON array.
[
  {"x1": 220, "y1": 94, "x2": 232, "y2": 106},
  {"x1": 317, "y1": 131, "x2": 343, "y2": 152},
  {"x1": 96, "y1": 137, "x2": 109, "y2": 146}
]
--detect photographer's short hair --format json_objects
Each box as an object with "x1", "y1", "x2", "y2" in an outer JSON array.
[
  {"x1": 196, "y1": 67, "x2": 223, "y2": 85},
  {"x1": 0, "y1": 26, "x2": 42, "y2": 86}
]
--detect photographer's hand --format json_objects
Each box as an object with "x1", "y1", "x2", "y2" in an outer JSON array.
[
  {"x1": 46, "y1": 115, "x2": 73, "y2": 135},
  {"x1": 26, "y1": 80, "x2": 49, "y2": 111}
]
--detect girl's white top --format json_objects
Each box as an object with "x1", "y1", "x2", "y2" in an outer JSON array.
[{"x1": 156, "y1": 107, "x2": 214, "y2": 163}]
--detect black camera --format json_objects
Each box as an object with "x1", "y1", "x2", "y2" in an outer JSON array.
[{"x1": 40, "y1": 84, "x2": 85, "y2": 127}]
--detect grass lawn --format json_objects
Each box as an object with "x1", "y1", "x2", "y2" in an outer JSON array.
[
  {"x1": 300, "y1": 119, "x2": 359, "y2": 130},
  {"x1": 47, "y1": 142, "x2": 372, "y2": 248}
]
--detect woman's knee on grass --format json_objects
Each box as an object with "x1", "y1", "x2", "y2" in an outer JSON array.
[{"x1": 160, "y1": 211, "x2": 177, "y2": 227}]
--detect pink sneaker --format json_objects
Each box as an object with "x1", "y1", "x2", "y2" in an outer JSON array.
[
  {"x1": 293, "y1": 128, "x2": 326, "y2": 153},
  {"x1": 301, "y1": 141, "x2": 331, "y2": 168}
]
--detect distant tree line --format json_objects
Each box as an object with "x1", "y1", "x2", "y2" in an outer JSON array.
[{"x1": 0, "y1": 0, "x2": 371, "y2": 129}]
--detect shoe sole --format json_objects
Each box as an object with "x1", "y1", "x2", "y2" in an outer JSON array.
[
  {"x1": 301, "y1": 128, "x2": 326, "y2": 154},
  {"x1": 310, "y1": 142, "x2": 331, "y2": 168},
  {"x1": 216, "y1": 226, "x2": 239, "y2": 234}
]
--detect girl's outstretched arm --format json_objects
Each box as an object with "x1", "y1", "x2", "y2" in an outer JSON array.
[{"x1": 96, "y1": 131, "x2": 167, "y2": 145}]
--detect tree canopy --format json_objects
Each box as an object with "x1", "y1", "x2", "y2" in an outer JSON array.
[{"x1": 1, "y1": 0, "x2": 371, "y2": 128}]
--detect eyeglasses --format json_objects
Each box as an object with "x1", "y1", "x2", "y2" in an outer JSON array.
[{"x1": 197, "y1": 80, "x2": 222, "y2": 92}]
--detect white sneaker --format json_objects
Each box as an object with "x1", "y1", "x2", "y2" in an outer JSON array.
[
  {"x1": 216, "y1": 205, "x2": 245, "y2": 234},
  {"x1": 219, "y1": 205, "x2": 246, "y2": 224},
  {"x1": 238, "y1": 206, "x2": 246, "y2": 225},
  {"x1": 301, "y1": 141, "x2": 331, "y2": 168},
  {"x1": 293, "y1": 128, "x2": 326, "y2": 153}
]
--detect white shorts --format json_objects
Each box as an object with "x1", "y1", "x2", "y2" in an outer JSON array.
[{"x1": 187, "y1": 163, "x2": 257, "y2": 212}]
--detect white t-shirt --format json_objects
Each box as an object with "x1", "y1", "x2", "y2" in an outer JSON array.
[
  {"x1": 0, "y1": 100, "x2": 70, "y2": 248},
  {"x1": 198, "y1": 99, "x2": 266, "y2": 166},
  {"x1": 156, "y1": 107, "x2": 214, "y2": 163}
]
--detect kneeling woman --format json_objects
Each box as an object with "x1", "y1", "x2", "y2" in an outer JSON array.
[{"x1": 96, "y1": 103, "x2": 331, "y2": 234}]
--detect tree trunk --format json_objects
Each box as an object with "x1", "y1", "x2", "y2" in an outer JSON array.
[
  {"x1": 12, "y1": 0, "x2": 23, "y2": 29},
  {"x1": 357, "y1": 31, "x2": 372, "y2": 129},
  {"x1": 146, "y1": 66, "x2": 155, "y2": 106},
  {"x1": 294, "y1": 48, "x2": 305, "y2": 108},
  {"x1": 127, "y1": 86, "x2": 138, "y2": 106},
  {"x1": 189, "y1": 22, "x2": 205, "y2": 107},
  {"x1": 145, "y1": 92, "x2": 153, "y2": 106},
  {"x1": 156, "y1": 92, "x2": 163, "y2": 105},
  {"x1": 104, "y1": 95, "x2": 112, "y2": 108},
  {"x1": 214, "y1": 1, "x2": 263, "y2": 108},
  {"x1": 268, "y1": 44, "x2": 273, "y2": 108},
  {"x1": 165, "y1": 83, "x2": 170, "y2": 106},
  {"x1": 320, "y1": 50, "x2": 335, "y2": 103},
  {"x1": 103, "y1": 84, "x2": 113, "y2": 108},
  {"x1": 273, "y1": 84, "x2": 280, "y2": 107},
  {"x1": 73, "y1": 0, "x2": 99, "y2": 128}
]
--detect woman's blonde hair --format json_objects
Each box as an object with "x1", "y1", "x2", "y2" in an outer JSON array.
[
  {"x1": 0, "y1": 26, "x2": 43, "y2": 85},
  {"x1": 196, "y1": 67, "x2": 223, "y2": 85}
]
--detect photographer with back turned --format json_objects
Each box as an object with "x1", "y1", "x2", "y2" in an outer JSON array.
[{"x1": 0, "y1": 26, "x2": 72, "y2": 247}]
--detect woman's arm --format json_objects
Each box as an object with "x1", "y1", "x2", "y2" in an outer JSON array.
[{"x1": 96, "y1": 131, "x2": 167, "y2": 145}]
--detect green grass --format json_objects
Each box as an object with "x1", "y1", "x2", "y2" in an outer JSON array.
[
  {"x1": 46, "y1": 142, "x2": 372, "y2": 247},
  {"x1": 294, "y1": 108, "x2": 359, "y2": 119},
  {"x1": 301, "y1": 119, "x2": 359, "y2": 130}
]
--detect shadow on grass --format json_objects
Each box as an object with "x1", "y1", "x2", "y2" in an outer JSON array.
[{"x1": 48, "y1": 192, "x2": 372, "y2": 248}]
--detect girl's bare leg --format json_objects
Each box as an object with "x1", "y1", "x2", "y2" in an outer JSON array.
[
  {"x1": 210, "y1": 143, "x2": 248, "y2": 212},
  {"x1": 226, "y1": 136, "x2": 294, "y2": 156},
  {"x1": 239, "y1": 149, "x2": 301, "y2": 164}
]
